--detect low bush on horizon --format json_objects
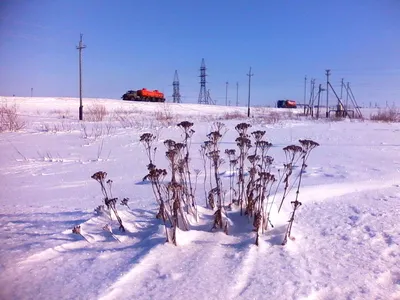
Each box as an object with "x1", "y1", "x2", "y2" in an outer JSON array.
[
  {"x1": 370, "y1": 107, "x2": 400, "y2": 122},
  {"x1": 85, "y1": 103, "x2": 108, "y2": 122}
]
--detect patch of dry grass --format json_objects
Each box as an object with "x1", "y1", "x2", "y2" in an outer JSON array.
[
  {"x1": 0, "y1": 101, "x2": 26, "y2": 132},
  {"x1": 370, "y1": 107, "x2": 400, "y2": 122},
  {"x1": 85, "y1": 103, "x2": 108, "y2": 122}
]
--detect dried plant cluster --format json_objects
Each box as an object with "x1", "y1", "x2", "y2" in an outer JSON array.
[
  {"x1": 140, "y1": 121, "x2": 199, "y2": 245},
  {"x1": 140, "y1": 120, "x2": 319, "y2": 246},
  {"x1": 91, "y1": 171, "x2": 126, "y2": 232}
]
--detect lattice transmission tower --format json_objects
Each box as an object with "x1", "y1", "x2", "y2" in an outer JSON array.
[
  {"x1": 198, "y1": 58, "x2": 214, "y2": 104},
  {"x1": 172, "y1": 70, "x2": 181, "y2": 103}
]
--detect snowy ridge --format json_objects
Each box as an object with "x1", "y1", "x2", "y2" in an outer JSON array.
[{"x1": 0, "y1": 96, "x2": 399, "y2": 300}]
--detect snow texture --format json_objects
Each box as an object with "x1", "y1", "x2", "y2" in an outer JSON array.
[{"x1": 0, "y1": 96, "x2": 399, "y2": 300}]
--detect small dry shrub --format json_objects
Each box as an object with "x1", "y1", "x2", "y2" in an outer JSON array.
[
  {"x1": 251, "y1": 110, "x2": 299, "y2": 125},
  {"x1": 86, "y1": 103, "x2": 108, "y2": 122},
  {"x1": 370, "y1": 108, "x2": 400, "y2": 122},
  {"x1": 113, "y1": 106, "x2": 140, "y2": 116},
  {"x1": 0, "y1": 102, "x2": 26, "y2": 132},
  {"x1": 115, "y1": 114, "x2": 142, "y2": 128},
  {"x1": 112, "y1": 107, "x2": 142, "y2": 128},
  {"x1": 38, "y1": 120, "x2": 73, "y2": 133},
  {"x1": 50, "y1": 108, "x2": 71, "y2": 119},
  {"x1": 219, "y1": 111, "x2": 247, "y2": 120},
  {"x1": 80, "y1": 123, "x2": 104, "y2": 140},
  {"x1": 154, "y1": 104, "x2": 175, "y2": 126}
]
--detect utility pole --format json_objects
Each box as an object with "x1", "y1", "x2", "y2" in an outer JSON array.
[
  {"x1": 76, "y1": 34, "x2": 86, "y2": 121},
  {"x1": 247, "y1": 67, "x2": 253, "y2": 118},
  {"x1": 307, "y1": 78, "x2": 315, "y2": 116},
  {"x1": 303, "y1": 75, "x2": 307, "y2": 114},
  {"x1": 225, "y1": 81, "x2": 229, "y2": 106},
  {"x1": 31, "y1": 88, "x2": 33, "y2": 98},
  {"x1": 316, "y1": 84, "x2": 325, "y2": 119},
  {"x1": 325, "y1": 69, "x2": 331, "y2": 118},
  {"x1": 340, "y1": 78, "x2": 344, "y2": 100},
  {"x1": 236, "y1": 82, "x2": 239, "y2": 106},
  {"x1": 346, "y1": 82, "x2": 350, "y2": 109}
]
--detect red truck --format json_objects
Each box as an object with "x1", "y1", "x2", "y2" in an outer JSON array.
[{"x1": 277, "y1": 100, "x2": 297, "y2": 108}]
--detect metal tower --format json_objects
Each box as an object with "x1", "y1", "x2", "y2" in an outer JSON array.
[
  {"x1": 197, "y1": 58, "x2": 214, "y2": 104},
  {"x1": 172, "y1": 70, "x2": 181, "y2": 103}
]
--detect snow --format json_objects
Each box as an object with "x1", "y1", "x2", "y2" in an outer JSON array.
[{"x1": 0, "y1": 96, "x2": 399, "y2": 300}]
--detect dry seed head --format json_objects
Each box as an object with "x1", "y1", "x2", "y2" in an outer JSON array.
[
  {"x1": 251, "y1": 130, "x2": 266, "y2": 141},
  {"x1": 166, "y1": 149, "x2": 178, "y2": 161},
  {"x1": 235, "y1": 122, "x2": 252, "y2": 133},
  {"x1": 256, "y1": 140, "x2": 272, "y2": 150},
  {"x1": 259, "y1": 172, "x2": 276, "y2": 182},
  {"x1": 72, "y1": 225, "x2": 81, "y2": 234},
  {"x1": 249, "y1": 166, "x2": 257, "y2": 176},
  {"x1": 204, "y1": 140, "x2": 213, "y2": 151},
  {"x1": 283, "y1": 145, "x2": 303, "y2": 155},
  {"x1": 207, "y1": 131, "x2": 223, "y2": 143},
  {"x1": 207, "y1": 150, "x2": 220, "y2": 160},
  {"x1": 140, "y1": 133, "x2": 156, "y2": 143},
  {"x1": 121, "y1": 198, "x2": 129, "y2": 206},
  {"x1": 177, "y1": 121, "x2": 194, "y2": 129},
  {"x1": 225, "y1": 149, "x2": 236, "y2": 156},
  {"x1": 175, "y1": 142, "x2": 185, "y2": 151},
  {"x1": 164, "y1": 139, "x2": 176, "y2": 150},
  {"x1": 91, "y1": 171, "x2": 107, "y2": 181},
  {"x1": 103, "y1": 224, "x2": 112, "y2": 233},
  {"x1": 105, "y1": 197, "x2": 117, "y2": 208},
  {"x1": 147, "y1": 162, "x2": 156, "y2": 171},
  {"x1": 230, "y1": 159, "x2": 238, "y2": 165},
  {"x1": 299, "y1": 139, "x2": 320, "y2": 152},
  {"x1": 247, "y1": 154, "x2": 260, "y2": 164},
  {"x1": 212, "y1": 121, "x2": 226, "y2": 132},
  {"x1": 263, "y1": 155, "x2": 274, "y2": 165},
  {"x1": 235, "y1": 136, "x2": 252, "y2": 148}
]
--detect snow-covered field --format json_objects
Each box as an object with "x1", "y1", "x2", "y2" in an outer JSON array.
[{"x1": 0, "y1": 96, "x2": 399, "y2": 300}]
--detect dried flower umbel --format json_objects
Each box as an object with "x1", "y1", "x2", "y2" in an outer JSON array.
[
  {"x1": 91, "y1": 171, "x2": 125, "y2": 232},
  {"x1": 139, "y1": 122, "x2": 199, "y2": 246},
  {"x1": 280, "y1": 139, "x2": 319, "y2": 245},
  {"x1": 72, "y1": 225, "x2": 90, "y2": 243}
]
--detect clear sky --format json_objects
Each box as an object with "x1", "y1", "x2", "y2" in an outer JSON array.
[{"x1": 0, "y1": 0, "x2": 399, "y2": 107}]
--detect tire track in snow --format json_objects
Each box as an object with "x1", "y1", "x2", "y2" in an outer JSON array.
[
  {"x1": 97, "y1": 242, "x2": 169, "y2": 300},
  {"x1": 18, "y1": 240, "x2": 87, "y2": 266},
  {"x1": 228, "y1": 244, "x2": 258, "y2": 299},
  {"x1": 98, "y1": 231, "x2": 245, "y2": 300}
]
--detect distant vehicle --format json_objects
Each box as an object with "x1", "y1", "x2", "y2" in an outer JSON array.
[
  {"x1": 122, "y1": 88, "x2": 166, "y2": 102},
  {"x1": 277, "y1": 100, "x2": 297, "y2": 108}
]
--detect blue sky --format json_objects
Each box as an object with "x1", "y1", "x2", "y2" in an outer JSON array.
[{"x1": 0, "y1": 0, "x2": 399, "y2": 107}]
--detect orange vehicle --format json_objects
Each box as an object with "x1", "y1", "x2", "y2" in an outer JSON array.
[
  {"x1": 122, "y1": 88, "x2": 166, "y2": 102},
  {"x1": 277, "y1": 100, "x2": 297, "y2": 108}
]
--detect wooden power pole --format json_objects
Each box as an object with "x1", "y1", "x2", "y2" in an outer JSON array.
[{"x1": 76, "y1": 34, "x2": 86, "y2": 121}]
